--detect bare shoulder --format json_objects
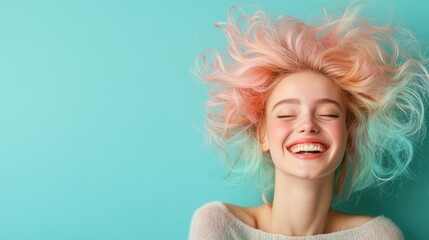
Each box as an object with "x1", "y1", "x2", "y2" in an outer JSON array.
[
  {"x1": 329, "y1": 210, "x2": 403, "y2": 238},
  {"x1": 218, "y1": 202, "x2": 378, "y2": 233},
  {"x1": 328, "y1": 209, "x2": 376, "y2": 232},
  {"x1": 221, "y1": 202, "x2": 260, "y2": 228}
]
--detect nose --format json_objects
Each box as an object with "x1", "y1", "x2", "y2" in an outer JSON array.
[{"x1": 296, "y1": 113, "x2": 320, "y2": 133}]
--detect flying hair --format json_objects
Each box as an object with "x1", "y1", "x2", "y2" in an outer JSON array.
[{"x1": 195, "y1": 4, "x2": 429, "y2": 204}]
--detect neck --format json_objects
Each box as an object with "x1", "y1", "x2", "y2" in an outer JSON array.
[{"x1": 265, "y1": 169, "x2": 335, "y2": 236}]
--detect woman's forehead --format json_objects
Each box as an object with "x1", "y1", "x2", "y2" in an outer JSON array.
[{"x1": 267, "y1": 71, "x2": 344, "y2": 107}]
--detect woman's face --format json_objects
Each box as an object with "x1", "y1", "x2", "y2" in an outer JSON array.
[{"x1": 261, "y1": 71, "x2": 347, "y2": 179}]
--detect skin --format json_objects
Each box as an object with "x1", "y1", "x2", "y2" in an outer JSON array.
[{"x1": 224, "y1": 71, "x2": 374, "y2": 236}]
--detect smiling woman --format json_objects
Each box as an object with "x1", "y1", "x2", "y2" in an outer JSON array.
[
  {"x1": 189, "y1": 3, "x2": 429, "y2": 239},
  {"x1": 261, "y1": 71, "x2": 348, "y2": 181}
]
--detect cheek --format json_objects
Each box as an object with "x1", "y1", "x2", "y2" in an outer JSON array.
[
  {"x1": 266, "y1": 121, "x2": 292, "y2": 145},
  {"x1": 328, "y1": 122, "x2": 348, "y2": 150}
]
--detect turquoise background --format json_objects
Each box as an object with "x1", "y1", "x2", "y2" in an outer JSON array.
[{"x1": 0, "y1": 0, "x2": 428, "y2": 239}]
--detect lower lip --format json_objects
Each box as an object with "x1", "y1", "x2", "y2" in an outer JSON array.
[{"x1": 289, "y1": 152, "x2": 325, "y2": 160}]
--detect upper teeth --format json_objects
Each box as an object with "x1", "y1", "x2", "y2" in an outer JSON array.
[{"x1": 290, "y1": 143, "x2": 326, "y2": 153}]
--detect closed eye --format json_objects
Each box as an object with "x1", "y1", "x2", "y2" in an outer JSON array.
[
  {"x1": 320, "y1": 114, "x2": 339, "y2": 118},
  {"x1": 277, "y1": 115, "x2": 296, "y2": 119}
]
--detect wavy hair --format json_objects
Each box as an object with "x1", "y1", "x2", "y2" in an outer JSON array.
[{"x1": 195, "y1": 5, "x2": 429, "y2": 203}]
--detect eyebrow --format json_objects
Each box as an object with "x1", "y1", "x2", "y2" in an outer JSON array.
[{"x1": 271, "y1": 98, "x2": 343, "y2": 112}]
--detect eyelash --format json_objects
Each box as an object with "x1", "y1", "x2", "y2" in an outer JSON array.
[
  {"x1": 277, "y1": 114, "x2": 339, "y2": 119},
  {"x1": 321, "y1": 114, "x2": 339, "y2": 118},
  {"x1": 278, "y1": 115, "x2": 294, "y2": 118}
]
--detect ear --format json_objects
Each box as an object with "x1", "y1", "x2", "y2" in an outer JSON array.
[
  {"x1": 257, "y1": 122, "x2": 270, "y2": 152},
  {"x1": 261, "y1": 138, "x2": 270, "y2": 152}
]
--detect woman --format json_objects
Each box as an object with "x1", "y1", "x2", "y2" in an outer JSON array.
[{"x1": 189, "y1": 4, "x2": 428, "y2": 239}]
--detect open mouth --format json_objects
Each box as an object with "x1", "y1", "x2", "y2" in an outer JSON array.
[{"x1": 289, "y1": 143, "x2": 327, "y2": 154}]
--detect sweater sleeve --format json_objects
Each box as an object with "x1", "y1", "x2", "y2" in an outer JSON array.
[
  {"x1": 373, "y1": 216, "x2": 404, "y2": 240},
  {"x1": 188, "y1": 202, "x2": 230, "y2": 240}
]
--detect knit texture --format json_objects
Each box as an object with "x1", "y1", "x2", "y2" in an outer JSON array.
[{"x1": 189, "y1": 202, "x2": 404, "y2": 240}]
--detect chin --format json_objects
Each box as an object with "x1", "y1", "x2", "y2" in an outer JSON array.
[
  {"x1": 296, "y1": 173, "x2": 324, "y2": 180},
  {"x1": 288, "y1": 169, "x2": 334, "y2": 180}
]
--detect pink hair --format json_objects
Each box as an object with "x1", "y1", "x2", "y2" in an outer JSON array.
[{"x1": 196, "y1": 5, "x2": 429, "y2": 202}]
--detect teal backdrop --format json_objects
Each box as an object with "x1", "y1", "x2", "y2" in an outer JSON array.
[{"x1": 0, "y1": 0, "x2": 428, "y2": 239}]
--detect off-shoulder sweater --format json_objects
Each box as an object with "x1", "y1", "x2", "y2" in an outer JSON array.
[{"x1": 189, "y1": 201, "x2": 404, "y2": 240}]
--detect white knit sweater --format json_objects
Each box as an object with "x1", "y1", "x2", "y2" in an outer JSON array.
[{"x1": 189, "y1": 201, "x2": 404, "y2": 240}]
